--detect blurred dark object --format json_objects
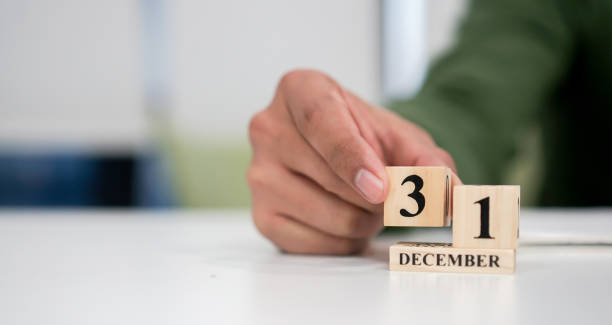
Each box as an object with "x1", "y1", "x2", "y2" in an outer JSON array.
[
  {"x1": 0, "y1": 154, "x2": 134, "y2": 206},
  {"x1": 0, "y1": 153, "x2": 174, "y2": 207}
]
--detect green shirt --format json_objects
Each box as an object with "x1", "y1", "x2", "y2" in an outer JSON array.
[{"x1": 392, "y1": 0, "x2": 612, "y2": 206}]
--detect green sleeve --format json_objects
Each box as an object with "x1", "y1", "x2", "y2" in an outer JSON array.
[{"x1": 391, "y1": 0, "x2": 573, "y2": 184}]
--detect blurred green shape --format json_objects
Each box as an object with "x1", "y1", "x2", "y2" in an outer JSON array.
[{"x1": 168, "y1": 139, "x2": 252, "y2": 208}]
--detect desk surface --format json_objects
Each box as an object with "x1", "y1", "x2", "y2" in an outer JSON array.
[{"x1": 0, "y1": 209, "x2": 611, "y2": 325}]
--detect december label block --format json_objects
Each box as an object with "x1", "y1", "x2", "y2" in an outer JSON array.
[
  {"x1": 389, "y1": 242, "x2": 515, "y2": 274},
  {"x1": 452, "y1": 185, "x2": 520, "y2": 249},
  {"x1": 384, "y1": 166, "x2": 451, "y2": 227}
]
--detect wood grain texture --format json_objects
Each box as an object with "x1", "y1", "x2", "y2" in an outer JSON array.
[
  {"x1": 384, "y1": 166, "x2": 451, "y2": 227},
  {"x1": 452, "y1": 185, "x2": 520, "y2": 249},
  {"x1": 389, "y1": 242, "x2": 515, "y2": 274}
]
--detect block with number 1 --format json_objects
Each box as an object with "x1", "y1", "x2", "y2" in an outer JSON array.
[{"x1": 452, "y1": 185, "x2": 520, "y2": 249}]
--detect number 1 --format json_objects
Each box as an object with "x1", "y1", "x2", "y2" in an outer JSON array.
[{"x1": 474, "y1": 197, "x2": 494, "y2": 239}]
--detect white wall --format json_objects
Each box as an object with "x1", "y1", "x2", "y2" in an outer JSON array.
[
  {"x1": 427, "y1": 0, "x2": 468, "y2": 60},
  {"x1": 382, "y1": 0, "x2": 467, "y2": 100},
  {"x1": 167, "y1": 0, "x2": 381, "y2": 142},
  {"x1": 0, "y1": 0, "x2": 467, "y2": 149},
  {"x1": 0, "y1": 0, "x2": 146, "y2": 152}
]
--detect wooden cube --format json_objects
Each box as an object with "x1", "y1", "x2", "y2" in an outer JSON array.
[
  {"x1": 384, "y1": 166, "x2": 452, "y2": 227},
  {"x1": 452, "y1": 185, "x2": 520, "y2": 249},
  {"x1": 389, "y1": 242, "x2": 515, "y2": 274}
]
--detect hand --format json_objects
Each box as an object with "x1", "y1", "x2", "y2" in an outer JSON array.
[{"x1": 247, "y1": 69, "x2": 459, "y2": 254}]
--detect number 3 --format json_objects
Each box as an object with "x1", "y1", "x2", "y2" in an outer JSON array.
[{"x1": 400, "y1": 175, "x2": 426, "y2": 217}]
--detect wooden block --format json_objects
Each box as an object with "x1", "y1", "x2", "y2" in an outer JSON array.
[
  {"x1": 389, "y1": 242, "x2": 515, "y2": 274},
  {"x1": 452, "y1": 185, "x2": 520, "y2": 249},
  {"x1": 384, "y1": 166, "x2": 452, "y2": 227}
]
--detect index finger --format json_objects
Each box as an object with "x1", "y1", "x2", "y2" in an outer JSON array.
[{"x1": 279, "y1": 70, "x2": 388, "y2": 204}]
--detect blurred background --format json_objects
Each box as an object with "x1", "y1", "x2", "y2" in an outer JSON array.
[{"x1": 0, "y1": 0, "x2": 472, "y2": 208}]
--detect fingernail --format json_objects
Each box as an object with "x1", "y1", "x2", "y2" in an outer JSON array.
[{"x1": 354, "y1": 168, "x2": 384, "y2": 203}]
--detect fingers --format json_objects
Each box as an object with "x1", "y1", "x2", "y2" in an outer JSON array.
[
  {"x1": 247, "y1": 69, "x2": 465, "y2": 255},
  {"x1": 248, "y1": 162, "x2": 375, "y2": 255},
  {"x1": 285, "y1": 146, "x2": 382, "y2": 213},
  {"x1": 280, "y1": 138, "x2": 382, "y2": 213},
  {"x1": 249, "y1": 103, "x2": 379, "y2": 213},
  {"x1": 373, "y1": 108, "x2": 463, "y2": 184},
  {"x1": 252, "y1": 210, "x2": 368, "y2": 255},
  {"x1": 400, "y1": 146, "x2": 463, "y2": 186},
  {"x1": 413, "y1": 148, "x2": 456, "y2": 172},
  {"x1": 279, "y1": 70, "x2": 388, "y2": 204},
  {"x1": 248, "y1": 162, "x2": 382, "y2": 239}
]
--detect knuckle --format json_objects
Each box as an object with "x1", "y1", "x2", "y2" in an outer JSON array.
[
  {"x1": 248, "y1": 110, "x2": 285, "y2": 148},
  {"x1": 376, "y1": 125, "x2": 395, "y2": 152},
  {"x1": 252, "y1": 211, "x2": 274, "y2": 239},
  {"x1": 279, "y1": 69, "x2": 326, "y2": 90},
  {"x1": 400, "y1": 119, "x2": 435, "y2": 147},
  {"x1": 436, "y1": 147, "x2": 452, "y2": 161},
  {"x1": 279, "y1": 69, "x2": 308, "y2": 88},
  {"x1": 409, "y1": 121, "x2": 435, "y2": 144},
  {"x1": 301, "y1": 89, "x2": 344, "y2": 125},
  {"x1": 248, "y1": 111, "x2": 269, "y2": 144},
  {"x1": 246, "y1": 165, "x2": 267, "y2": 190},
  {"x1": 434, "y1": 146, "x2": 456, "y2": 168}
]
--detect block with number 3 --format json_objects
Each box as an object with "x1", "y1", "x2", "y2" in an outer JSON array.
[
  {"x1": 384, "y1": 166, "x2": 452, "y2": 227},
  {"x1": 452, "y1": 185, "x2": 520, "y2": 249}
]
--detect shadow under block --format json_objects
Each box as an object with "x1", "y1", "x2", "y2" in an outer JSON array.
[
  {"x1": 384, "y1": 166, "x2": 451, "y2": 227},
  {"x1": 389, "y1": 242, "x2": 515, "y2": 274},
  {"x1": 452, "y1": 185, "x2": 520, "y2": 249}
]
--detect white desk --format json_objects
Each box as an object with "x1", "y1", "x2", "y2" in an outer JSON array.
[{"x1": 0, "y1": 209, "x2": 611, "y2": 325}]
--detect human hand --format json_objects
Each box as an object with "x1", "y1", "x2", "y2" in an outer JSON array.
[{"x1": 248, "y1": 70, "x2": 459, "y2": 254}]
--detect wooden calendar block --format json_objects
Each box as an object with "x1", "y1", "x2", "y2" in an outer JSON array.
[
  {"x1": 384, "y1": 166, "x2": 452, "y2": 227},
  {"x1": 452, "y1": 185, "x2": 520, "y2": 249},
  {"x1": 389, "y1": 242, "x2": 515, "y2": 274}
]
